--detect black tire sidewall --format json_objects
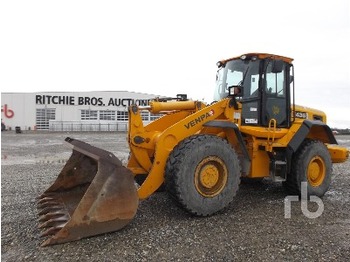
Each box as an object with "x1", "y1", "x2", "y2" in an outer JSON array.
[
  {"x1": 294, "y1": 141, "x2": 332, "y2": 197},
  {"x1": 166, "y1": 135, "x2": 240, "y2": 216}
]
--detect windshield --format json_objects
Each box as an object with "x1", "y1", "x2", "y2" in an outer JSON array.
[{"x1": 214, "y1": 58, "x2": 261, "y2": 101}]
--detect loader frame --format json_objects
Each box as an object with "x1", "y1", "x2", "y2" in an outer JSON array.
[{"x1": 38, "y1": 52, "x2": 349, "y2": 246}]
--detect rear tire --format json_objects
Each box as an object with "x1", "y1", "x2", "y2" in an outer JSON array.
[
  {"x1": 284, "y1": 139, "x2": 332, "y2": 197},
  {"x1": 165, "y1": 135, "x2": 240, "y2": 216}
]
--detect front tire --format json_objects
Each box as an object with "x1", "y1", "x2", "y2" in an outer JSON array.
[
  {"x1": 165, "y1": 135, "x2": 240, "y2": 216},
  {"x1": 284, "y1": 139, "x2": 332, "y2": 197}
]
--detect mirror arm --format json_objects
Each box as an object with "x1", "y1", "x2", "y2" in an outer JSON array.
[{"x1": 229, "y1": 97, "x2": 239, "y2": 110}]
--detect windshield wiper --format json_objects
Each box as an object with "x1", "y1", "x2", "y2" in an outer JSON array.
[{"x1": 238, "y1": 66, "x2": 250, "y2": 86}]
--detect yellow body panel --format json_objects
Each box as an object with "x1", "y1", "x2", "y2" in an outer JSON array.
[
  {"x1": 327, "y1": 144, "x2": 350, "y2": 163},
  {"x1": 248, "y1": 142, "x2": 270, "y2": 178}
]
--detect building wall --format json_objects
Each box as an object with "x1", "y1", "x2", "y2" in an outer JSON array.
[{"x1": 1, "y1": 91, "x2": 159, "y2": 131}]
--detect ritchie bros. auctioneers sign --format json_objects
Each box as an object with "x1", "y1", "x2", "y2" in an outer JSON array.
[{"x1": 35, "y1": 95, "x2": 152, "y2": 107}]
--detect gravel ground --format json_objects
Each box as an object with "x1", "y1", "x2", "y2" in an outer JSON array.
[{"x1": 1, "y1": 132, "x2": 350, "y2": 261}]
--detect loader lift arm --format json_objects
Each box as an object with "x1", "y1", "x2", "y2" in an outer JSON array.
[{"x1": 128, "y1": 98, "x2": 239, "y2": 199}]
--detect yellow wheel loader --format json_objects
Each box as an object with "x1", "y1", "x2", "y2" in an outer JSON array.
[{"x1": 37, "y1": 53, "x2": 349, "y2": 246}]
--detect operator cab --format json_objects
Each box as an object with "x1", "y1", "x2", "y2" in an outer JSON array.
[{"x1": 214, "y1": 53, "x2": 294, "y2": 128}]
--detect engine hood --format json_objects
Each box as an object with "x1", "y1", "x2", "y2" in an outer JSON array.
[{"x1": 293, "y1": 104, "x2": 327, "y2": 123}]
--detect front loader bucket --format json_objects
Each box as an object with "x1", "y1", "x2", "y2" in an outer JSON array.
[{"x1": 37, "y1": 137, "x2": 138, "y2": 246}]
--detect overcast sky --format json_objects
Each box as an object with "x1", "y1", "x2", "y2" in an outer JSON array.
[{"x1": 1, "y1": 0, "x2": 349, "y2": 128}]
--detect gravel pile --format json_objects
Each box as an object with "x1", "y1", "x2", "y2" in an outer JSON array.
[{"x1": 1, "y1": 132, "x2": 350, "y2": 261}]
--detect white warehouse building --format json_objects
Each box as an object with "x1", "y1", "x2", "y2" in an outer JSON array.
[{"x1": 1, "y1": 91, "x2": 161, "y2": 131}]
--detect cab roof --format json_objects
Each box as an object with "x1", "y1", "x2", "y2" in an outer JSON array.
[{"x1": 219, "y1": 53, "x2": 294, "y2": 65}]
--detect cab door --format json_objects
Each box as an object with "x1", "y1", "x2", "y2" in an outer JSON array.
[
  {"x1": 240, "y1": 61, "x2": 262, "y2": 126},
  {"x1": 261, "y1": 60, "x2": 291, "y2": 128}
]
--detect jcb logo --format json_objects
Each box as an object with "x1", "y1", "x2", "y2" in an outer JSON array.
[
  {"x1": 1, "y1": 104, "x2": 14, "y2": 119},
  {"x1": 272, "y1": 106, "x2": 280, "y2": 115}
]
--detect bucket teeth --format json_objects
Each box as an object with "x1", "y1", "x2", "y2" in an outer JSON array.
[
  {"x1": 39, "y1": 211, "x2": 67, "y2": 222},
  {"x1": 39, "y1": 216, "x2": 69, "y2": 229},
  {"x1": 36, "y1": 192, "x2": 56, "y2": 200},
  {"x1": 40, "y1": 224, "x2": 65, "y2": 237},
  {"x1": 38, "y1": 206, "x2": 63, "y2": 216},
  {"x1": 37, "y1": 197, "x2": 55, "y2": 205},
  {"x1": 37, "y1": 201, "x2": 61, "y2": 209}
]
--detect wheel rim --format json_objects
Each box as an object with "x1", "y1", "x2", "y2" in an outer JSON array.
[
  {"x1": 307, "y1": 156, "x2": 326, "y2": 187},
  {"x1": 194, "y1": 156, "x2": 228, "y2": 197}
]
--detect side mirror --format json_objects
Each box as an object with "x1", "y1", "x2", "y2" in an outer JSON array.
[
  {"x1": 271, "y1": 60, "x2": 284, "y2": 73},
  {"x1": 228, "y1": 85, "x2": 243, "y2": 97},
  {"x1": 228, "y1": 85, "x2": 242, "y2": 110}
]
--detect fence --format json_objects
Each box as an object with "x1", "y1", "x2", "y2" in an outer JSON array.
[{"x1": 49, "y1": 121, "x2": 129, "y2": 132}]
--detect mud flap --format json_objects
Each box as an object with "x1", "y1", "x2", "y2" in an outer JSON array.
[{"x1": 37, "y1": 137, "x2": 138, "y2": 246}]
